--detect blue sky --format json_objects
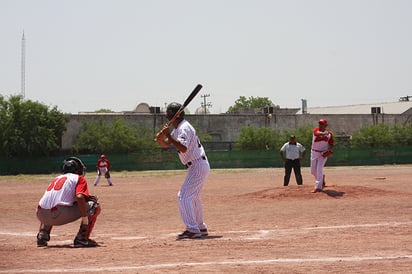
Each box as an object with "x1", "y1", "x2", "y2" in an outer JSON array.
[{"x1": 1, "y1": 0, "x2": 412, "y2": 114}]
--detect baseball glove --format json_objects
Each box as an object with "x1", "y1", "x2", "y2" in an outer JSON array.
[
  {"x1": 104, "y1": 171, "x2": 110, "y2": 179},
  {"x1": 322, "y1": 150, "x2": 333, "y2": 157},
  {"x1": 88, "y1": 195, "x2": 98, "y2": 203}
]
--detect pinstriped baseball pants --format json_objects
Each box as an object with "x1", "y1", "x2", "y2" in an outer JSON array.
[{"x1": 178, "y1": 158, "x2": 210, "y2": 233}]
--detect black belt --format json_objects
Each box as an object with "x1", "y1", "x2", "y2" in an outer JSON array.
[{"x1": 185, "y1": 156, "x2": 206, "y2": 168}]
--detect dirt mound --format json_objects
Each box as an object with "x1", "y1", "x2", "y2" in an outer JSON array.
[{"x1": 238, "y1": 185, "x2": 407, "y2": 200}]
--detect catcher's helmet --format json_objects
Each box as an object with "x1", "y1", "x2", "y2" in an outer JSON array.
[
  {"x1": 319, "y1": 118, "x2": 328, "y2": 125},
  {"x1": 62, "y1": 157, "x2": 86, "y2": 176}
]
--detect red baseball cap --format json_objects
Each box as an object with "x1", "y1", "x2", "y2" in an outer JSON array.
[{"x1": 319, "y1": 118, "x2": 328, "y2": 125}]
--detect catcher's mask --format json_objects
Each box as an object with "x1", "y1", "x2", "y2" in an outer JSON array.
[
  {"x1": 166, "y1": 102, "x2": 184, "y2": 120},
  {"x1": 62, "y1": 157, "x2": 86, "y2": 176}
]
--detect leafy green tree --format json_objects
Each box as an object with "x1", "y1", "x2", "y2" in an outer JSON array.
[
  {"x1": 351, "y1": 123, "x2": 412, "y2": 148},
  {"x1": 228, "y1": 96, "x2": 276, "y2": 113},
  {"x1": 282, "y1": 124, "x2": 313, "y2": 148},
  {"x1": 351, "y1": 123, "x2": 393, "y2": 148},
  {"x1": 236, "y1": 126, "x2": 282, "y2": 150},
  {"x1": 0, "y1": 95, "x2": 67, "y2": 156},
  {"x1": 95, "y1": 109, "x2": 115, "y2": 113},
  {"x1": 72, "y1": 117, "x2": 157, "y2": 153}
]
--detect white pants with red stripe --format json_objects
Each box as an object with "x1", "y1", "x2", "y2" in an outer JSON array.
[
  {"x1": 310, "y1": 150, "x2": 328, "y2": 190},
  {"x1": 178, "y1": 158, "x2": 210, "y2": 233}
]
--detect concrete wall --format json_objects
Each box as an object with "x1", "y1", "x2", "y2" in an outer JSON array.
[{"x1": 62, "y1": 112, "x2": 411, "y2": 150}]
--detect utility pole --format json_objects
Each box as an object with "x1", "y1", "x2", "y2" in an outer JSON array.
[
  {"x1": 21, "y1": 31, "x2": 26, "y2": 98},
  {"x1": 201, "y1": 94, "x2": 212, "y2": 114}
]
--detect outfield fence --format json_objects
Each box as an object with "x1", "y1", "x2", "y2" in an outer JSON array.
[{"x1": 0, "y1": 147, "x2": 411, "y2": 175}]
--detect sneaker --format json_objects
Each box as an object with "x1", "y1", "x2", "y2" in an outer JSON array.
[
  {"x1": 177, "y1": 230, "x2": 202, "y2": 240},
  {"x1": 200, "y1": 229, "x2": 208, "y2": 237},
  {"x1": 73, "y1": 237, "x2": 99, "y2": 248}
]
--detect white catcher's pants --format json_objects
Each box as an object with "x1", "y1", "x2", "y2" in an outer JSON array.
[{"x1": 310, "y1": 151, "x2": 328, "y2": 190}]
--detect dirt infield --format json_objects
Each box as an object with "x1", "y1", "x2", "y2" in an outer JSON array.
[{"x1": 1, "y1": 165, "x2": 411, "y2": 273}]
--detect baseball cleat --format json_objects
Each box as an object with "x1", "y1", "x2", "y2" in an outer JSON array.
[
  {"x1": 37, "y1": 237, "x2": 48, "y2": 247},
  {"x1": 36, "y1": 229, "x2": 50, "y2": 247},
  {"x1": 177, "y1": 230, "x2": 202, "y2": 240},
  {"x1": 200, "y1": 229, "x2": 208, "y2": 237},
  {"x1": 73, "y1": 237, "x2": 99, "y2": 248}
]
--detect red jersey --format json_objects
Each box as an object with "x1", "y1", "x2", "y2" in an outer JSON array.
[{"x1": 311, "y1": 127, "x2": 334, "y2": 152}]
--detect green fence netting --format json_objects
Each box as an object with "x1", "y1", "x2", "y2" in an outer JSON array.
[{"x1": 0, "y1": 147, "x2": 411, "y2": 175}]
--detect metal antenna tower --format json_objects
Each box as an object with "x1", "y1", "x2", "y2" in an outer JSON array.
[{"x1": 21, "y1": 31, "x2": 26, "y2": 98}]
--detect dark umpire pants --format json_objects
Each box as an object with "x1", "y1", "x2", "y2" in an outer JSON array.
[{"x1": 284, "y1": 159, "x2": 303, "y2": 186}]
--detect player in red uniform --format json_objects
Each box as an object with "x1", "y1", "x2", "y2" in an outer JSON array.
[
  {"x1": 93, "y1": 154, "x2": 113, "y2": 186},
  {"x1": 36, "y1": 157, "x2": 101, "y2": 247},
  {"x1": 310, "y1": 119, "x2": 334, "y2": 193}
]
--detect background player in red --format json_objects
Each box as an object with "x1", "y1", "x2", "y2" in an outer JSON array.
[
  {"x1": 310, "y1": 119, "x2": 334, "y2": 193},
  {"x1": 36, "y1": 156, "x2": 101, "y2": 247},
  {"x1": 93, "y1": 154, "x2": 113, "y2": 186}
]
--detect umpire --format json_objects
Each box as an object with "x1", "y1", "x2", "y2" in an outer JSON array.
[{"x1": 279, "y1": 135, "x2": 306, "y2": 186}]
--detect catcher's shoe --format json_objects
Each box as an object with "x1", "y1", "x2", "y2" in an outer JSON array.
[
  {"x1": 37, "y1": 236, "x2": 48, "y2": 247},
  {"x1": 177, "y1": 230, "x2": 202, "y2": 240},
  {"x1": 37, "y1": 229, "x2": 50, "y2": 247},
  {"x1": 73, "y1": 237, "x2": 99, "y2": 248},
  {"x1": 200, "y1": 229, "x2": 208, "y2": 237}
]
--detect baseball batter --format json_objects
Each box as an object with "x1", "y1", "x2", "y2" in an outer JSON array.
[
  {"x1": 155, "y1": 102, "x2": 210, "y2": 239},
  {"x1": 93, "y1": 154, "x2": 113, "y2": 186},
  {"x1": 310, "y1": 118, "x2": 334, "y2": 193},
  {"x1": 36, "y1": 157, "x2": 101, "y2": 247}
]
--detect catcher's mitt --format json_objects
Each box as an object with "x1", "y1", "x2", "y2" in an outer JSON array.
[
  {"x1": 322, "y1": 150, "x2": 333, "y2": 157},
  {"x1": 88, "y1": 195, "x2": 98, "y2": 203}
]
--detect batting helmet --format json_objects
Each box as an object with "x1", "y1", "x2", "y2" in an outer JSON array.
[
  {"x1": 62, "y1": 157, "x2": 86, "y2": 176},
  {"x1": 319, "y1": 118, "x2": 328, "y2": 125},
  {"x1": 166, "y1": 102, "x2": 184, "y2": 120}
]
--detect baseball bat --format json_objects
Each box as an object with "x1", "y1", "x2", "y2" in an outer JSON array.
[{"x1": 154, "y1": 84, "x2": 203, "y2": 140}]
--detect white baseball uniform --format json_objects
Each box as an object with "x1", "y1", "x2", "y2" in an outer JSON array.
[
  {"x1": 310, "y1": 127, "x2": 334, "y2": 190},
  {"x1": 171, "y1": 119, "x2": 210, "y2": 234}
]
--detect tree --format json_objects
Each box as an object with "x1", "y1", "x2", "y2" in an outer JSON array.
[
  {"x1": 282, "y1": 125, "x2": 313, "y2": 148},
  {"x1": 236, "y1": 126, "x2": 282, "y2": 150},
  {"x1": 0, "y1": 95, "x2": 67, "y2": 157},
  {"x1": 72, "y1": 117, "x2": 157, "y2": 153},
  {"x1": 227, "y1": 96, "x2": 276, "y2": 113},
  {"x1": 351, "y1": 123, "x2": 412, "y2": 148},
  {"x1": 95, "y1": 109, "x2": 115, "y2": 113}
]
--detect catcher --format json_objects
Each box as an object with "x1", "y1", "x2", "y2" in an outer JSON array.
[
  {"x1": 310, "y1": 118, "x2": 334, "y2": 193},
  {"x1": 93, "y1": 154, "x2": 113, "y2": 186},
  {"x1": 36, "y1": 157, "x2": 101, "y2": 247}
]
